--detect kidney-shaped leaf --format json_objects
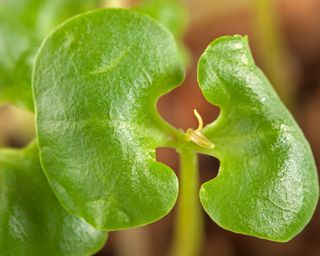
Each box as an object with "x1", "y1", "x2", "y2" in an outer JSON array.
[
  {"x1": 0, "y1": 143, "x2": 107, "y2": 256},
  {"x1": 198, "y1": 35, "x2": 319, "y2": 242},
  {"x1": 33, "y1": 9, "x2": 184, "y2": 230}
]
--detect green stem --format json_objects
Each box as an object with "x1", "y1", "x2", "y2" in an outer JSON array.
[{"x1": 169, "y1": 149, "x2": 203, "y2": 256}]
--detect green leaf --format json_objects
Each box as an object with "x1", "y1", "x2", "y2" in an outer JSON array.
[
  {"x1": 0, "y1": 142, "x2": 107, "y2": 255},
  {"x1": 198, "y1": 35, "x2": 319, "y2": 242},
  {"x1": 0, "y1": 0, "x2": 100, "y2": 110},
  {"x1": 33, "y1": 9, "x2": 184, "y2": 230}
]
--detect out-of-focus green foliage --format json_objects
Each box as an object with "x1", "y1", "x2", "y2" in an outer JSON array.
[
  {"x1": 135, "y1": 0, "x2": 187, "y2": 38},
  {"x1": 135, "y1": 0, "x2": 189, "y2": 66},
  {"x1": 0, "y1": 142, "x2": 107, "y2": 255},
  {"x1": 0, "y1": 0, "x2": 100, "y2": 110}
]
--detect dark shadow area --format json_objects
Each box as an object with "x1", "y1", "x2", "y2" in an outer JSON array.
[
  {"x1": 198, "y1": 153, "x2": 220, "y2": 184},
  {"x1": 156, "y1": 147, "x2": 179, "y2": 173}
]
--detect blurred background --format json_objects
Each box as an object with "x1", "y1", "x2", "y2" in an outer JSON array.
[{"x1": 1, "y1": 0, "x2": 320, "y2": 255}]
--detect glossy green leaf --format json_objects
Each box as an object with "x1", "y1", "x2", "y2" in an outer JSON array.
[
  {"x1": 0, "y1": 0, "x2": 100, "y2": 109},
  {"x1": 0, "y1": 142, "x2": 107, "y2": 255},
  {"x1": 198, "y1": 35, "x2": 319, "y2": 242},
  {"x1": 33, "y1": 9, "x2": 184, "y2": 230}
]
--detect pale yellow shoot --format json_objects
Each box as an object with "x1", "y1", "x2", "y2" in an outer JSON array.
[
  {"x1": 194, "y1": 109, "x2": 203, "y2": 131},
  {"x1": 185, "y1": 109, "x2": 215, "y2": 149}
]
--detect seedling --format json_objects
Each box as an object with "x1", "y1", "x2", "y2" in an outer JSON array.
[
  {"x1": 33, "y1": 7, "x2": 318, "y2": 252},
  {"x1": 1, "y1": 6, "x2": 319, "y2": 256}
]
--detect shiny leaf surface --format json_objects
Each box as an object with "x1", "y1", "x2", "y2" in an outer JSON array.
[
  {"x1": 198, "y1": 35, "x2": 319, "y2": 242},
  {"x1": 33, "y1": 9, "x2": 184, "y2": 230},
  {"x1": 0, "y1": 143, "x2": 107, "y2": 255}
]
